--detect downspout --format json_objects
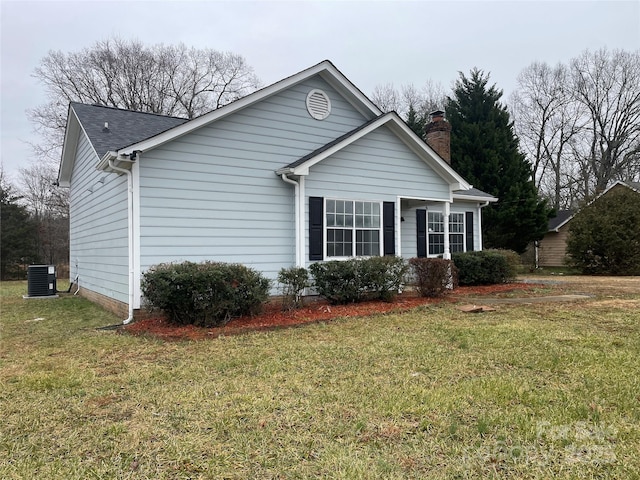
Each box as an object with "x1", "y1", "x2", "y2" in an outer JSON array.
[
  {"x1": 108, "y1": 157, "x2": 135, "y2": 324},
  {"x1": 280, "y1": 174, "x2": 301, "y2": 267},
  {"x1": 298, "y1": 176, "x2": 306, "y2": 268}
]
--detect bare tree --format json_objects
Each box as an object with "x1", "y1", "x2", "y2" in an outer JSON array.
[
  {"x1": 571, "y1": 48, "x2": 640, "y2": 195},
  {"x1": 510, "y1": 62, "x2": 585, "y2": 208},
  {"x1": 371, "y1": 82, "x2": 402, "y2": 114},
  {"x1": 18, "y1": 162, "x2": 69, "y2": 268},
  {"x1": 512, "y1": 48, "x2": 640, "y2": 207},
  {"x1": 29, "y1": 37, "x2": 261, "y2": 163},
  {"x1": 412, "y1": 80, "x2": 448, "y2": 117},
  {"x1": 371, "y1": 80, "x2": 447, "y2": 116}
]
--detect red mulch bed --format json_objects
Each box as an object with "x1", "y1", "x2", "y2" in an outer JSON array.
[{"x1": 123, "y1": 283, "x2": 537, "y2": 341}]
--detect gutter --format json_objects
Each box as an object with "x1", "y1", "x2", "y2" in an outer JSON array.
[
  {"x1": 106, "y1": 152, "x2": 136, "y2": 324},
  {"x1": 280, "y1": 174, "x2": 303, "y2": 267}
]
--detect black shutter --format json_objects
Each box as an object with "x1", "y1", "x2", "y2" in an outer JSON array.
[
  {"x1": 465, "y1": 211, "x2": 474, "y2": 252},
  {"x1": 309, "y1": 197, "x2": 324, "y2": 260},
  {"x1": 383, "y1": 202, "x2": 395, "y2": 256},
  {"x1": 417, "y1": 209, "x2": 427, "y2": 258}
]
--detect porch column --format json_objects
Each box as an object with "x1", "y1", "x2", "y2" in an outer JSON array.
[
  {"x1": 443, "y1": 201, "x2": 451, "y2": 260},
  {"x1": 477, "y1": 204, "x2": 483, "y2": 251}
]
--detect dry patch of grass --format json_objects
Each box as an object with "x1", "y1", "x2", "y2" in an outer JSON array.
[{"x1": 1, "y1": 280, "x2": 640, "y2": 478}]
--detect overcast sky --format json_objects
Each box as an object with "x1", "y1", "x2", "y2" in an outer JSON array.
[{"x1": 1, "y1": 0, "x2": 638, "y2": 180}]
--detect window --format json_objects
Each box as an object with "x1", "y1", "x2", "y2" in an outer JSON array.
[
  {"x1": 428, "y1": 212, "x2": 444, "y2": 255},
  {"x1": 326, "y1": 200, "x2": 381, "y2": 257},
  {"x1": 428, "y1": 211, "x2": 465, "y2": 255},
  {"x1": 449, "y1": 213, "x2": 465, "y2": 253}
]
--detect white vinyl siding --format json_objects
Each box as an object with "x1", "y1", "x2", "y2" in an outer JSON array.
[
  {"x1": 305, "y1": 125, "x2": 452, "y2": 261},
  {"x1": 305, "y1": 126, "x2": 451, "y2": 201},
  {"x1": 138, "y1": 76, "x2": 369, "y2": 284},
  {"x1": 68, "y1": 133, "x2": 129, "y2": 303}
]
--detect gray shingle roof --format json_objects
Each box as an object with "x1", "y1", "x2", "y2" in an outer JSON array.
[
  {"x1": 548, "y1": 209, "x2": 574, "y2": 231},
  {"x1": 453, "y1": 187, "x2": 496, "y2": 199},
  {"x1": 71, "y1": 102, "x2": 188, "y2": 158}
]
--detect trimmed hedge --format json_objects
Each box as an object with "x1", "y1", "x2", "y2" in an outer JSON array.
[
  {"x1": 452, "y1": 250, "x2": 518, "y2": 285},
  {"x1": 309, "y1": 256, "x2": 408, "y2": 304},
  {"x1": 141, "y1": 261, "x2": 271, "y2": 327},
  {"x1": 409, "y1": 258, "x2": 457, "y2": 297}
]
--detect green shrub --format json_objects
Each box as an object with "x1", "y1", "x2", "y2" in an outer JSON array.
[
  {"x1": 141, "y1": 261, "x2": 271, "y2": 327},
  {"x1": 566, "y1": 187, "x2": 640, "y2": 275},
  {"x1": 452, "y1": 250, "x2": 517, "y2": 285},
  {"x1": 309, "y1": 257, "x2": 408, "y2": 304},
  {"x1": 360, "y1": 256, "x2": 409, "y2": 302},
  {"x1": 277, "y1": 266, "x2": 309, "y2": 310},
  {"x1": 485, "y1": 248, "x2": 522, "y2": 274},
  {"x1": 409, "y1": 258, "x2": 457, "y2": 297},
  {"x1": 309, "y1": 259, "x2": 365, "y2": 304}
]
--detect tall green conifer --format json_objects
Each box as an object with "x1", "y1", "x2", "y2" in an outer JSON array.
[{"x1": 446, "y1": 69, "x2": 550, "y2": 253}]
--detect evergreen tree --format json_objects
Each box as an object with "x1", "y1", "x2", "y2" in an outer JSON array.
[
  {"x1": 446, "y1": 69, "x2": 551, "y2": 253},
  {"x1": 566, "y1": 186, "x2": 640, "y2": 275},
  {"x1": 1, "y1": 178, "x2": 38, "y2": 279},
  {"x1": 405, "y1": 104, "x2": 427, "y2": 137}
]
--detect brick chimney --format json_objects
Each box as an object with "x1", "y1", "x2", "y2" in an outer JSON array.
[{"x1": 424, "y1": 110, "x2": 451, "y2": 164}]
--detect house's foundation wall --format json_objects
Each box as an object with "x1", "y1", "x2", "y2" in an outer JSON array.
[
  {"x1": 79, "y1": 287, "x2": 161, "y2": 321},
  {"x1": 78, "y1": 287, "x2": 129, "y2": 318}
]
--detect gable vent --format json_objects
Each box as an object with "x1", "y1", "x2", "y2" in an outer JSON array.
[{"x1": 306, "y1": 89, "x2": 331, "y2": 120}]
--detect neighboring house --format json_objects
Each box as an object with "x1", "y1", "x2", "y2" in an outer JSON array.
[
  {"x1": 535, "y1": 209, "x2": 574, "y2": 268},
  {"x1": 536, "y1": 180, "x2": 640, "y2": 268},
  {"x1": 58, "y1": 60, "x2": 497, "y2": 321}
]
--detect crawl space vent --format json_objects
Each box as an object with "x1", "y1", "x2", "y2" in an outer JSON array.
[{"x1": 306, "y1": 89, "x2": 331, "y2": 120}]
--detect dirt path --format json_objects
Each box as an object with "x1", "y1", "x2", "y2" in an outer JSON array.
[{"x1": 519, "y1": 274, "x2": 640, "y2": 296}]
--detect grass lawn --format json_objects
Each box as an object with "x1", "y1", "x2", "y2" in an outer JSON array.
[{"x1": 1, "y1": 280, "x2": 640, "y2": 479}]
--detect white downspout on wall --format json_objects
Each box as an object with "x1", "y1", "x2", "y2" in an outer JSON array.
[
  {"x1": 132, "y1": 157, "x2": 141, "y2": 309},
  {"x1": 280, "y1": 174, "x2": 302, "y2": 267},
  {"x1": 395, "y1": 196, "x2": 402, "y2": 257},
  {"x1": 298, "y1": 176, "x2": 306, "y2": 268},
  {"x1": 108, "y1": 156, "x2": 135, "y2": 324}
]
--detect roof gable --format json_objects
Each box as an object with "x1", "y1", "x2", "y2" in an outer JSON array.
[
  {"x1": 59, "y1": 60, "x2": 382, "y2": 184},
  {"x1": 105, "y1": 60, "x2": 382, "y2": 157},
  {"x1": 277, "y1": 112, "x2": 473, "y2": 191}
]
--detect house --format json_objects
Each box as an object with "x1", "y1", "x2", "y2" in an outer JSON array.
[
  {"x1": 58, "y1": 60, "x2": 497, "y2": 321},
  {"x1": 535, "y1": 209, "x2": 574, "y2": 267},
  {"x1": 535, "y1": 181, "x2": 640, "y2": 268}
]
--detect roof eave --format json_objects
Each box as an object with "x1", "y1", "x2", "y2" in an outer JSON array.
[
  {"x1": 57, "y1": 105, "x2": 80, "y2": 187},
  {"x1": 452, "y1": 193, "x2": 499, "y2": 203}
]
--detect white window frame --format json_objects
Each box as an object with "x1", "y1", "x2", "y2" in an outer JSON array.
[
  {"x1": 324, "y1": 199, "x2": 383, "y2": 259},
  {"x1": 427, "y1": 210, "x2": 466, "y2": 256},
  {"x1": 428, "y1": 211, "x2": 445, "y2": 256},
  {"x1": 449, "y1": 212, "x2": 465, "y2": 253}
]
